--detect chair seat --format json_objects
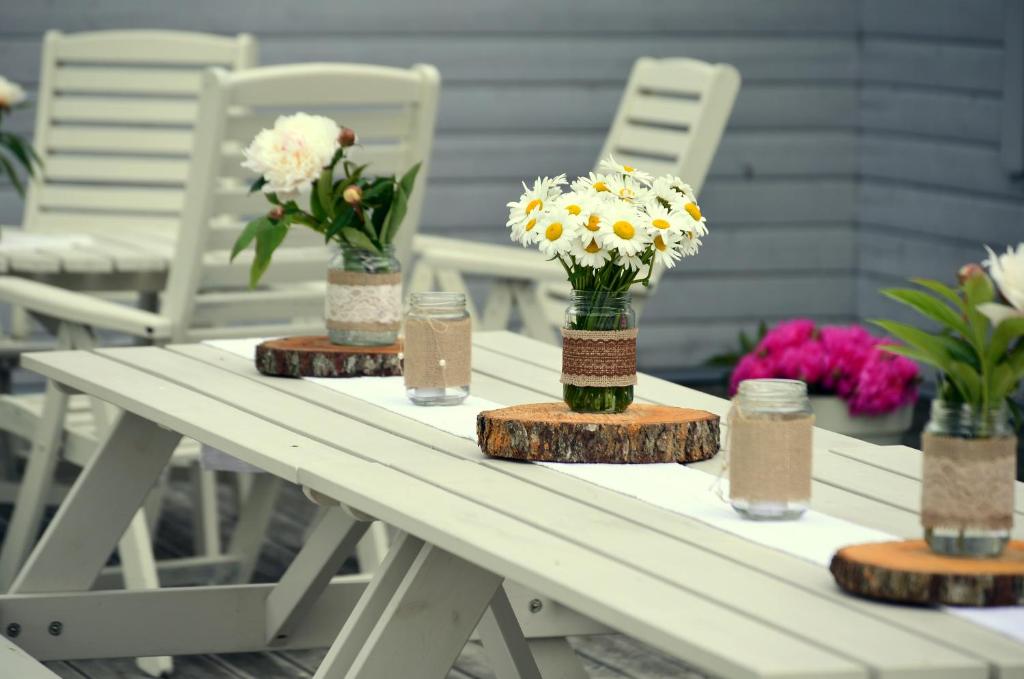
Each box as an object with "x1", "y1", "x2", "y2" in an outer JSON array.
[{"x1": 0, "y1": 393, "x2": 202, "y2": 467}]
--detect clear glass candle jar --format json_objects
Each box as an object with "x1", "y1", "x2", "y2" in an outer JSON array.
[
  {"x1": 729, "y1": 379, "x2": 813, "y2": 520},
  {"x1": 922, "y1": 399, "x2": 1014, "y2": 557},
  {"x1": 562, "y1": 291, "x2": 636, "y2": 413},
  {"x1": 404, "y1": 292, "x2": 471, "y2": 406},
  {"x1": 326, "y1": 245, "x2": 402, "y2": 346}
]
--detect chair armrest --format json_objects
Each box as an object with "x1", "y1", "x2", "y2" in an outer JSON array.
[
  {"x1": 0, "y1": 276, "x2": 172, "y2": 340},
  {"x1": 413, "y1": 234, "x2": 568, "y2": 283}
]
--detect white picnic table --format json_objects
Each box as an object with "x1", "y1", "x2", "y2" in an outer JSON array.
[{"x1": 3, "y1": 331, "x2": 1023, "y2": 679}]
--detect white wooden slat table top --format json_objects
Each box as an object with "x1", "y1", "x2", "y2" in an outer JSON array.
[
  {"x1": 19, "y1": 335, "x2": 1024, "y2": 678},
  {"x1": 0, "y1": 227, "x2": 171, "y2": 277}
]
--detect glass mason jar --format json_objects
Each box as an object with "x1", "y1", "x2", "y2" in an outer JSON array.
[
  {"x1": 729, "y1": 379, "x2": 813, "y2": 521},
  {"x1": 922, "y1": 399, "x2": 1015, "y2": 557},
  {"x1": 404, "y1": 292, "x2": 471, "y2": 406},
  {"x1": 562, "y1": 290, "x2": 636, "y2": 413},
  {"x1": 326, "y1": 244, "x2": 401, "y2": 346}
]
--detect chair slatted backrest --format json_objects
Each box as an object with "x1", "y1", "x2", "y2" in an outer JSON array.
[
  {"x1": 596, "y1": 58, "x2": 740, "y2": 291},
  {"x1": 22, "y1": 30, "x2": 257, "y2": 236},
  {"x1": 164, "y1": 63, "x2": 440, "y2": 341}
]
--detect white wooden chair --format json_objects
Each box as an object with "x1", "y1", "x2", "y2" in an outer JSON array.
[
  {"x1": 410, "y1": 57, "x2": 741, "y2": 342},
  {"x1": 0, "y1": 61, "x2": 439, "y2": 674}
]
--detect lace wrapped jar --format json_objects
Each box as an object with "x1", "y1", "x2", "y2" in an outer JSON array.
[
  {"x1": 561, "y1": 291, "x2": 636, "y2": 414},
  {"x1": 326, "y1": 245, "x2": 401, "y2": 346},
  {"x1": 403, "y1": 292, "x2": 471, "y2": 406},
  {"x1": 922, "y1": 400, "x2": 1015, "y2": 557},
  {"x1": 728, "y1": 379, "x2": 813, "y2": 521}
]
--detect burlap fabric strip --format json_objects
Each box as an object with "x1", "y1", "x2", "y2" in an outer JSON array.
[
  {"x1": 560, "y1": 328, "x2": 637, "y2": 387},
  {"x1": 921, "y1": 433, "x2": 1017, "y2": 531},
  {"x1": 727, "y1": 404, "x2": 814, "y2": 503},
  {"x1": 404, "y1": 316, "x2": 472, "y2": 389},
  {"x1": 325, "y1": 270, "x2": 402, "y2": 332}
]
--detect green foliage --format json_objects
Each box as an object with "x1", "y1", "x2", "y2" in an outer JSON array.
[
  {"x1": 874, "y1": 276, "x2": 1024, "y2": 420},
  {"x1": 231, "y1": 140, "x2": 423, "y2": 287},
  {"x1": 705, "y1": 321, "x2": 768, "y2": 368},
  {"x1": 0, "y1": 109, "x2": 42, "y2": 197}
]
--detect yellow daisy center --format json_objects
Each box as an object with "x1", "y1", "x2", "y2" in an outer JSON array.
[
  {"x1": 654, "y1": 235, "x2": 667, "y2": 251},
  {"x1": 566, "y1": 204, "x2": 582, "y2": 216},
  {"x1": 619, "y1": 187, "x2": 635, "y2": 199},
  {"x1": 684, "y1": 202, "x2": 702, "y2": 221},
  {"x1": 545, "y1": 222, "x2": 563, "y2": 241},
  {"x1": 593, "y1": 181, "x2": 609, "y2": 193},
  {"x1": 652, "y1": 218, "x2": 670, "y2": 230},
  {"x1": 585, "y1": 240, "x2": 601, "y2": 253},
  {"x1": 613, "y1": 220, "x2": 635, "y2": 240},
  {"x1": 526, "y1": 198, "x2": 543, "y2": 214},
  {"x1": 623, "y1": 164, "x2": 635, "y2": 172},
  {"x1": 524, "y1": 218, "x2": 537, "y2": 232},
  {"x1": 585, "y1": 215, "x2": 601, "y2": 231}
]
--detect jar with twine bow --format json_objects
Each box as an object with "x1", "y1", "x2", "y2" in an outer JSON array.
[
  {"x1": 727, "y1": 379, "x2": 814, "y2": 520},
  {"x1": 921, "y1": 400, "x2": 1015, "y2": 557},
  {"x1": 404, "y1": 292, "x2": 471, "y2": 406}
]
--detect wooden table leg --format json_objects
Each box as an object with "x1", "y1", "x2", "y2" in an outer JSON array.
[
  {"x1": 320, "y1": 541, "x2": 504, "y2": 679},
  {"x1": 10, "y1": 411, "x2": 181, "y2": 594},
  {"x1": 477, "y1": 585, "x2": 543, "y2": 679}
]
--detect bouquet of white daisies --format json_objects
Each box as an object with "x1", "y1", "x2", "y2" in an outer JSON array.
[{"x1": 506, "y1": 156, "x2": 707, "y2": 292}]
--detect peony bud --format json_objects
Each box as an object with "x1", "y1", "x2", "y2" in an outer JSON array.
[
  {"x1": 339, "y1": 127, "x2": 357, "y2": 147},
  {"x1": 268, "y1": 205, "x2": 285, "y2": 220},
  {"x1": 342, "y1": 185, "x2": 363, "y2": 206},
  {"x1": 957, "y1": 263, "x2": 985, "y2": 285}
]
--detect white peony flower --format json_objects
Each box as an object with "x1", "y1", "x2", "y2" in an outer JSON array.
[
  {"x1": 0, "y1": 76, "x2": 26, "y2": 110},
  {"x1": 242, "y1": 113, "x2": 341, "y2": 194},
  {"x1": 980, "y1": 244, "x2": 1024, "y2": 325}
]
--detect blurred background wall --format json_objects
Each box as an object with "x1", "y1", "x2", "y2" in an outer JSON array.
[{"x1": 0, "y1": 0, "x2": 1019, "y2": 375}]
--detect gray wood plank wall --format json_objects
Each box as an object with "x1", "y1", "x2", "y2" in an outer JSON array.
[{"x1": 0, "y1": 0, "x2": 1017, "y2": 372}]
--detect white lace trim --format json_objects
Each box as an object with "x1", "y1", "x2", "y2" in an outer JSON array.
[{"x1": 326, "y1": 283, "x2": 402, "y2": 324}]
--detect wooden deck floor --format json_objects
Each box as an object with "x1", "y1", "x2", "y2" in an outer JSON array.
[{"x1": 3, "y1": 473, "x2": 708, "y2": 679}]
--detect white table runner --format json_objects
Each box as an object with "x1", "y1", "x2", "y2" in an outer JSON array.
[{"x1": 206, "y1": 337, "x2": 1024, "y2": 643}]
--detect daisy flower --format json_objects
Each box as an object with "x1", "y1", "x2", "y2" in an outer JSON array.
[
  {"x1": 571, "y1": 194, "x2": 612, "y2": 242},
  {"x1": 506, "y1": 173, "x2": 566, "y2": 243},
  {"x1": 641, "y1": 202, "x2": 686, "y2": 237},
  {"x1": 570, "y1": 172, "x2": 614, "y2": 198},
  {"x1": 650, "y1": 229, "x2": 684, "y2": 268},
  {"x1": 557, "y1": 191, "x2": 587, "y2": 218},
  {"x1": 619, "y1": 252, "x2": 645, "y2": 271},
  {"x1": 605, "y1": 174, "x2": 649, "y2": 204},
  {"x1": 598, "y1": 203, "x2": 650, "y2": 257},
  {"x1": 680, "y1": 199, "x2": 708, "y2": 237},
  {"x1": 536, "y1": 205, "x2": 578, "y2": 258},
  {"x1": 570, "y1": 236, "x2": 612, "y2": 269},
  {"x1": 599, "y1": 155, "x2": 654, "y2": 185},
  {"x1": 649, "y1": 176, "x2": 687, "y2": 211}
]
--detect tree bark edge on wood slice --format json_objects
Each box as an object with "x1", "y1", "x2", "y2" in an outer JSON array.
[
  {"x1": 830, "y1": 539, "x2": 1024, "y2": 607},
  {"x1": 477, "y1": 402, "x2": 720, "y2": 464},
  {"x1": 256, "y1": 335, "x2": 403, "y2": 378}
]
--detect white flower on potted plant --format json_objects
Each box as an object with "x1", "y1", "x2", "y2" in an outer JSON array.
[
  {"x1": 536, "y1": 205, "x2": 578, "y2": 257},
  {"x1": 241, "y1": 112, "x2": 341, "y2": 195},
  {"x1": 979, "y1": 244, "x2": 1024, "y2": 325},
  {"x1": 599, "y1": 155, "x2": 654, "y2": 185},
  {"x1": 0, "y1": 76, "x2": 26, "y2": 110}
]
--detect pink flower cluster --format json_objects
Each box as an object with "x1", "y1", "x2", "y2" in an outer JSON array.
[{"x1": 729, "y1": 319, "x2": 920, "y2": 416}]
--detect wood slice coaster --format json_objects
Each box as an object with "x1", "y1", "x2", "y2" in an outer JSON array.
[
  {"x1": 477, "y1": 402, "x2": 720, "y2": 463},
  {"x1": 255, "y1": 336, "x2": 402, "y2": 378},
  {"x1": 830, "y1": 539, "x2": 1024, "y2": 607}
]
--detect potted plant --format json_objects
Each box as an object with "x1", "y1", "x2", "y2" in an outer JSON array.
[
  {"x1": 232, "y1": 115, "x2": 421, "y2": 346},
  {"x1": 875, "y1": 251, "x2": 1024, "y2": 557},
  {"x1": 0, "y1": 75, "x2": 40, "y2": 196},
  {"x1": 729, "y1": 320, "x2": 920, "y2": 444},
  {"x1": 505, "y1": 157, "x2": 708, "y2": 413}
]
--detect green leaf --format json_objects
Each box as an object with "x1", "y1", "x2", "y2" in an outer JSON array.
[
  {"x1": 878, "y1": 343, "x2": 935, "y2": 365},
  {"x1": 398, "y1": 161, "x2": 421, "y2": 198},
  {"x1": 230, "y1": 216, "x2": 273, "y2": 261},
  {"x1": 872, "y1": 319, "x2": 954, "y2": 372},
  {"x1": 248, "y1": 176, "x2": 268, "y2": 194},
  {"x1": 250, "y1": 221, "x2": 290, "y2": 288},
  {"x1": 317, "y1": 167, "x2": 335, "y2": 220},
  {"x1": 947, "y1": 360, "x2": 982, "y2": 404},
  {"x1": 989, "y1": 363, "x2": 1018, "y2": 403},
  {"x1": 325, "y1": 205, "x2": 357, "y2": 242},
  {"x1": 379, "y1": 185, "x2": 409, "y2": 246},
  {"x1": 0, "y1": 151, "x2": 25, "y2": 196},
  {"x1": 881, "y1": 287, "x2": 970, "y2": 337},
  {"x1": 912, "y1": 278, "x2": 964, "y2": 309},
  {"x1": 309, "y1": 180, "x2": 326, "y2": 221},
  {"x1": 1008, "y1": 345, "x2": 1024, "y2": 380},
  {"x1": 339, "y1": 226, "x2": 380, "y2": 253},
  {"x1": 963, "y1": 272, "x2": 996, "y2": 307},
  {"x1": 362, "y1": 177, "x2": 394, "y2": 204},
  {"x1": 990, "y1": 317, "x2": 1024, "y2": 363}
]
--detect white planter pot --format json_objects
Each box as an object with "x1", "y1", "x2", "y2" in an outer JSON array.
[{"x1": 809, "y1": 395, "x2": 914, "y2": 445}]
